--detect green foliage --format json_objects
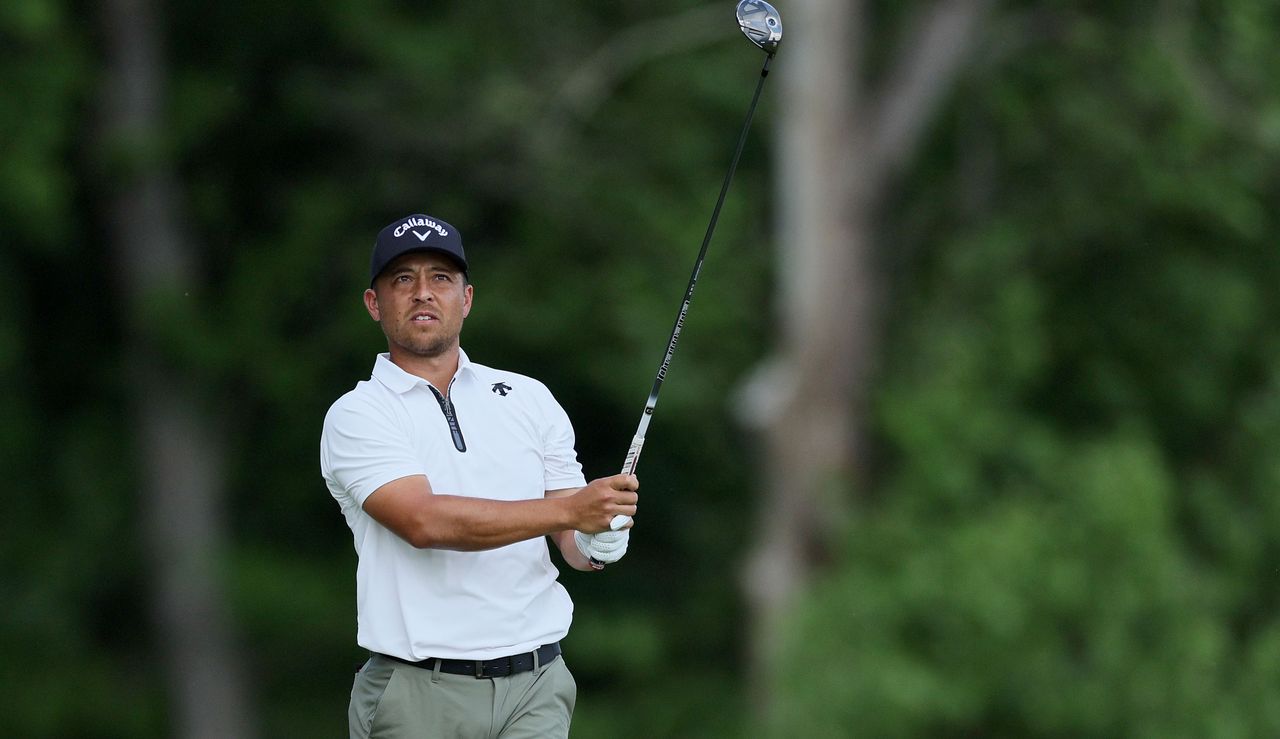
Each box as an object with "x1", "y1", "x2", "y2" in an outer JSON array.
[
  {"x1": 772, "y1": 3, "x2": 1280, "y2": 736},
  {"x1": 775, "y1": 437, "x2": 1248, "y2": 738},
  {"x1": 0, "y1": 0, "x2": 83, "y2": 245}
]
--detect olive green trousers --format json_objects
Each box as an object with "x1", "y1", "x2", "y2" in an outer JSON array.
[{"x1": 349, "y1": 653, "x2": 576, "y2": 739}]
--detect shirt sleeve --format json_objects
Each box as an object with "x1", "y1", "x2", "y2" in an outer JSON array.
[
  {"x1": 538, "y1": 386, "x2": 588, "y2": 492},
  {"x1": 321, "y1": 395, "x2": 424, "y2": 510}
]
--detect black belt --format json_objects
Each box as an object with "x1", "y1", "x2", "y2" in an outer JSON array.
[{"x1": 378, "y1": 642, "x2": 561, "y2": 679}]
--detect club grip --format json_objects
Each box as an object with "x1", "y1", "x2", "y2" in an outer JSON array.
[
  {"x1": 621, "y1": 433, "x2": 645, "y2": 475},
  {"x1": 589, "y1": 434, "x2": 645, "y2": 570},
  {"x1": 611, "y1": 434, "x2": 643, "y2": 530}
]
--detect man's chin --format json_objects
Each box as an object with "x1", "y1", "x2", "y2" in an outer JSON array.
[{"x1": 397, "y1": 337, "x2": 456, "y2": 359}]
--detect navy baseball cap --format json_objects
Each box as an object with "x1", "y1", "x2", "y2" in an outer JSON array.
[{"x1": 370, "y1": 214, "x2": 468, "y2": 285}]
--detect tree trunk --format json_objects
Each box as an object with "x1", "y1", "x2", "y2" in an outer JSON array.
[
  {"x1": 742, "y1": 0, "x2": 864, "y2": 712},
  {"x1": 99, "y1": 1, "x2": 255, "y2": 736},
  {"x1": 740, "y1": 0, "x2": 992, "y2": 719}
]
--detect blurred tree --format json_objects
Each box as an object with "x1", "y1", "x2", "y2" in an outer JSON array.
[
  {"x1": 740, "y1": 0, "x2": 991, "y2": 718},
  {"x1": 99, "y1": 0, "x2": 253, "y2": 736}
]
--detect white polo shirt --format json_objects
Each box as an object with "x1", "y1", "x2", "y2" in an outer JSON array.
[{"x1": 320, "y1": 349, "x2": 587, "y2": 660}]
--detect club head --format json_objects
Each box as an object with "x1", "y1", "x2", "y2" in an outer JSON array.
[{"x1": 736, "y1": 0, "x2": 782, "y2": 55}]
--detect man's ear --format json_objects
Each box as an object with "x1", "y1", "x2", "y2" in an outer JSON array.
[
  {"x1": 462, "y1": 284, "x2": 473, "y2": 319},
  {"x1": 363, "y1": 288, "x2": 381, "y2": 322}
]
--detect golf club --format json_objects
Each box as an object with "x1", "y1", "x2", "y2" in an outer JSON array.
[{"x1": 590, "y1": 0, "x2": 782, "y2": 569}]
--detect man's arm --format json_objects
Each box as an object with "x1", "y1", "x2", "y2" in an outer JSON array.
[{"x1": 362, "y1": 473, "x2": 638, "y2": 551}]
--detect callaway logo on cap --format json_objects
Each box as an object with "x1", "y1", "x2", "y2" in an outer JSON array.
[{"x1": 370, "y1": 213, "x2": 468, "y2": 285}]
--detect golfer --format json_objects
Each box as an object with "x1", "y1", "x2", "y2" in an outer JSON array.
[{"x1": 321, "y1": 214, "x2": 637, "y2": 738}]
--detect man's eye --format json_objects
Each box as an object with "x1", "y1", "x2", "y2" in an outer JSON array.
[
  {"x1": 395, "y1": 275, "x2": 412, "y2": 283},
  {"x1": 434, "y1": 274, "x2": 451, "y2": 282}
]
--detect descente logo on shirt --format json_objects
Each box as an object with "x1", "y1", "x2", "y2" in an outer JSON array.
[
  {"x1": 491, "y1": 382, "x2": 512, "y2": 397},
  {"x1": 393, "y1": 217, "x2": 449, "y2": 240}
]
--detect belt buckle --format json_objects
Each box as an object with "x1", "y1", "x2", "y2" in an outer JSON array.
[{"x1": 474, "y1": 659, "x2": 485, "y2": 678}]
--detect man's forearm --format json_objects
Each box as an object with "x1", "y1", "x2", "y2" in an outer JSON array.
[
  {"x1": 362, "y1": 474, "x2": 635, "y2": 551},
  {"x1": 408, "y1": 494, "x2": 573, "y2": 551}
]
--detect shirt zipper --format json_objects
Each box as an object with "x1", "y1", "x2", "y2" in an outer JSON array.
[{"x1": 427, "y1": 379, "x2": 467, "y2": 453}]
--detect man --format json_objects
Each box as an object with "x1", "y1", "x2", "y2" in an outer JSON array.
[{"x1": 321, "y1": 214, "x2": 637, "y2": 738}]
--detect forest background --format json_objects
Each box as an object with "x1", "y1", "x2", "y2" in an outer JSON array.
[{"x1": 5, "y1": 0, "x2": 1280, "y2": 737}]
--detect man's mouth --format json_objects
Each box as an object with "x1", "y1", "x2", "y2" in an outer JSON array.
[{"x1": 412, "y1": 313, "x2": 438, "y2": 323}]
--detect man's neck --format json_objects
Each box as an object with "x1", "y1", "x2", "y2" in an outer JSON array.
[{"x1": 388, "y1": 345, "x2": 461, "y2": 394}]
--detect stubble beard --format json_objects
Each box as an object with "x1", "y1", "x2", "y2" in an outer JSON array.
[{"x1": 386, "y1": 321, "x2": 460, "y2": 360}]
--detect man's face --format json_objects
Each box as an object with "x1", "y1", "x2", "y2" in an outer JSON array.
[{"x1": 364, "y1": 252, "x2": 473, "y2": 360}]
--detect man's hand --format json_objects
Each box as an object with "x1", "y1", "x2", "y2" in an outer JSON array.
[
  {"x1": 545, "y1": 475, "x2": 637, "y2": 570},
  {"x1": 565, "y1": 474, "x2": 638, "y2": 534},
  {"x1": 574, "y1": 528, "x2": 630, "y2": 565}
]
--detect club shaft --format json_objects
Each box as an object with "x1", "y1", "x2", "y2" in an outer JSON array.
[
  {"x1": 625, "y1": 53, "x2": 772, "y2": 474},
  {"x1": 590, "y1": 55, "x2": 773, "y2": 569}
]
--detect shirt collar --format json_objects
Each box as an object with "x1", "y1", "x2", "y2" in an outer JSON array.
[{"x1": 371, "y1": 349, "x2": 475, "y2": 394}]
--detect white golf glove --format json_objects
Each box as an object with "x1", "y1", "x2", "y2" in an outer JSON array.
[{"x1": 574, "y1": 528, "x2": 630, "y2": 565}]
